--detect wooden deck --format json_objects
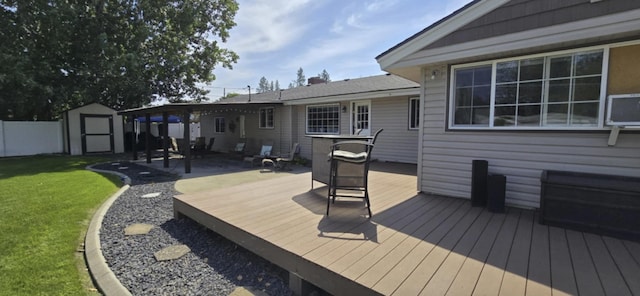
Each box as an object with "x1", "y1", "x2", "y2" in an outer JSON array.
[{"x1": 173, "y1": 163, "x2": 640, "y2": 296}]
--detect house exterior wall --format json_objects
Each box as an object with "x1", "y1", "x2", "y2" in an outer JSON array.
[
  {"x1": 292, "y1": 98, "x2": 419, "y2": 164},
  {"x1": 200, "y1": 112, "x2": 242, "y2": 152},
  {"x1": 200, "y1": 105, "x2": 287, "y2": 155},
  {"x1": 66, "y1": 103, "x2": 124, "y2": 155},
  {"x1": 425, "y1": 0, "x2": 640, "y2": 50},
  {"x1": 370, "y1": 97, "x2": 419, "y2": 164},
  {"x1": 419, "y1": 44, "x2": 640, "y2": 208}
]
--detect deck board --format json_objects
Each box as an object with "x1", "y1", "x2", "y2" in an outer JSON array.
[
  {"x1": 446, "y1": 212, "x2": 506, "y2": 295},
  {"x1": 548, "y1": 227, "x2": 579, "y2": 296},
  {"x1": 603, "y1": 237, "x2": 640, "y2": 295},
  {"x1": 173, "y1": 163, "x2": 640, "y2": 296},
  {"x1": 472, "y1": 208, "x2": 520, "y2": 296},
  {"x1": 526, "y1": 215, "x2": 551, "y2": 296},
  {"x1": 566, "y1": 230, "x2": 605, "y2": 296},
  {"x1": 583, "y1": 233, "x2": 632, "y2": 296}
]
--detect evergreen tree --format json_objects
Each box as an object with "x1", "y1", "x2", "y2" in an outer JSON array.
[
  {"x1": 275, "y1": 80, "x2": 280, "y2": 90},
  {"x1": 295, "y1": 67, "x2": 306, "y2": 87},
  {"x1": 257, "y1": 76, "x2": 269, "y2": 93},
  {"x1": 318, "y1": 69, "x2": 331, "y2": 82}
]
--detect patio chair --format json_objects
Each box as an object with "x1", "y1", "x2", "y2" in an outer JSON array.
[
  {"x1": 244, "y1": 140, "x2": 273, "y2": 167},
  {"x1": 271, "y1": 142, "x2": 299, "y2": 171},
  {"x1": 229, "y1": 141, "x2": 246, "y2": 159},
  {"x1": 326, "y1": 129, "x2": 383, "y2": 218},
  {"x1": 205, "y1": 137, "x2": 216, "y2": 154},
  {"x1": 191, "y1": 137, "x2": 206, "y2": 158}
]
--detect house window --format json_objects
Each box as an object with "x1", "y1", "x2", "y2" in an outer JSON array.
[
  {"x1": 214, "y1": 117, "x2": 225, "y2": 133},
  {"x1": 259, "y1": 107, "x2": 274, "y2": 129},
  {"x1": 306, "y1": 104, "x2": 340, "y2": 134},
  {"x1": 450, "y1": 48, "x2": 605, "y2": 129},
  {"x1": 409, "y1": 97, "x2": 420, "y2": 129}
]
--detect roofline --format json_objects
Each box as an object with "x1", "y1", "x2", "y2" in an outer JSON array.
[
  {"x1": 376, "y1": 0, "x2": 510, "y2": 70},
  {"x1": 117, "y1": 101, "x2": 283, "y2": 116},
  {"x1": 283, "y1": 87, "x2": 420, "y2": 106}
]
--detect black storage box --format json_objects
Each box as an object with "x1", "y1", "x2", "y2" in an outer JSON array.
[{"x1": 540, "y1": 170, "x2": 640, "y2": 241}]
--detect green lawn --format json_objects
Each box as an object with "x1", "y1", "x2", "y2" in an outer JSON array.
[{"x1": 0, "y1": 155, "x2": 121, "y2": 295}]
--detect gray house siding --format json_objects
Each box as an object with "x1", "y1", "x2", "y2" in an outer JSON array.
[
  {"x1": 425, "y1": 0, "x2": 640, "y2": 50},
  {"x1": 293, "y1": 98, "x2": 419, "y2": 164},
  {"x1": 371, "y1": 97, "x2": 419, "y2": 164},
  {"x1": 420, "y1": 66, "x2": 640, "y2": 208}
]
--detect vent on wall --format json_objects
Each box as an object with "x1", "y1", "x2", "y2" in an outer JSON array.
[{"x1": 606, "y1": 94, "x2": 640, "y2": 126}]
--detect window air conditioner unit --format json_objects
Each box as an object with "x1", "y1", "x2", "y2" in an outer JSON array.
[{"x1": 606, "y1": 94, "x2": 640, "y2": 126}]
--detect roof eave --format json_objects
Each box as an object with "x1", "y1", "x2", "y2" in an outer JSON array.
[
  {"x1": 377, "y1": 0, "x2": 509, "y2": 71},
  {"x1": 283, "y1": 87, "x2": 420, "y2": 106}
]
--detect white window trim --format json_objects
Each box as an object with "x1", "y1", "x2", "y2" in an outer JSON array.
[
  {"x1": 305, "y1": 103, "x2": 340, "y2": 135},
  {"x1": 448, "y1": 45, "x2": 611, "y2": 130},
  {"x1": 408, "y1": 97, "x2": 420, "y2": 130},
  {"x1": 214, "y1": 117, "x2": 226, "y2": 133},
  {"x1": 259, "y1": 107, "x2": 275, "y2": 129}
]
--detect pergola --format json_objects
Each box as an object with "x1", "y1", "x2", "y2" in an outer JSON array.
[{"x1": 118, "y1": 101, "x2": 281, "y2": 173}]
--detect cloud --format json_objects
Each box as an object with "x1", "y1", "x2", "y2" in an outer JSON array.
[{"x1": 226, "y1": 0, "x2": 325, "y2": 54}]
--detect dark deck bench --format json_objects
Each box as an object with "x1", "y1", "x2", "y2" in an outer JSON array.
[{"x1": 540, "y1": 170, "x2": 640, "y2": 241}]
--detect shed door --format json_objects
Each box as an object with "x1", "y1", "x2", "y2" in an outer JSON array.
[{"x1": 81, "y1": 114, "x2": 114, "y2": 154}]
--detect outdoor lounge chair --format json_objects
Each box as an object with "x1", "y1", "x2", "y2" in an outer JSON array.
[
  {"x1": 265, "y1": 142, "x2": 299, "y2": 171},
  {"x1": 244, "y1": 141, "x2": 273, "y2": 167},
  {"x1": 326, "y1": 129, "x2": 383, "y2": 218},
  {"x1": 229, "y1": 141, "x2": 246, "y2": 159}
]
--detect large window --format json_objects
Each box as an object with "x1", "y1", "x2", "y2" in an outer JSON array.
[
  {"x1": 214, "y1": 117, "x2": 225, "y2": 133},
  {"x1": 450, "y1": 48, "x2": 606, "y2": 129},
  {"x1": 259, "y1": 107, "x2": 274, "y2": 129},
  {"x1": 306, "y1": 104, "x2": 340, "y2": 134},
  {"x1": 409, "y1": 97, "x2": 420, "y2": 129}
]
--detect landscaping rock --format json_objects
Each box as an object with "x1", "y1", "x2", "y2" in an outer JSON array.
[
  {"x1": 228, "y1": 286, "x2": 269, "y2": 296},
  {"x1": 124, "y1": 223, "x2": 154, "y2": 236},
  {"x1": 154, "y1": 244, "x2": 190, "y2": 261}
]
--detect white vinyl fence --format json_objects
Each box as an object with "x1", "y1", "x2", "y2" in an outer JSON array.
[{"x1": 0, "y1": 120, "x2": 64, "y2": 157}]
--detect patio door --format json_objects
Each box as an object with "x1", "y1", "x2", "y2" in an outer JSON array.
[
  {"x1": 351, "y1": 100, "x2": 371, "y2": 136},
  {"x1": 80, "y1": 114, "x2": 114, "y2": 154}
]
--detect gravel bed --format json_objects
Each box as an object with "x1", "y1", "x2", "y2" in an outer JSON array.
[{"x1": 93, "y1": 161, "x2": 292, "y2": 296}]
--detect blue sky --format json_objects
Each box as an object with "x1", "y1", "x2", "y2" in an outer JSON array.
[{"x1": 203, "y1": 0, "x2": 470, "y2": 100}]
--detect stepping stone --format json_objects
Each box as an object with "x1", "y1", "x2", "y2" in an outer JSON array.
[
  {"x1": 141, "y1": 192, "x2": 161, "y2": 198},
  {"x1": 111, "y1": 162, "x2": 120, "y2": 166},
  {"x1": 118, "y1": 166, "x2": 129, "y2": 170},
  {"x1": 139, "y1": 171, "x2": 151, "y2": 175},
  {"x1": 154, "y1": 244, "x2": 190, "y2": 261},
  {"x1": 228, "y1": 287, "x2": 269, "y2": 296},
  {"x1": 124, "y1": 223, "x2": 154, "y2": 236}
]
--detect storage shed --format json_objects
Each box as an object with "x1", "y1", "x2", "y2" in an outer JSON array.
[{"x1": 63, "y1": 103, "x2": 124, "y2": 155}]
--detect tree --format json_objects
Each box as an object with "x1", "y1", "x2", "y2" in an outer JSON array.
[
  {"x1": 275, "y1": 80, "x2": 280, "y2": 90},
  {"x1": 219, "y1": 92, "x2": 239, "y2": 100},
  {"x1": 0, "y1": 0, "x2": 239, "y2": 120},
  {"x1": 295, "y1": 67, "x2": 306, "y2": 87},
  {"x1": 257, "y1": 76, "x2": 269, "y2": 93},
  {"x1": 318, "y1": 69, "x2": 331, "y2": 82}
]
